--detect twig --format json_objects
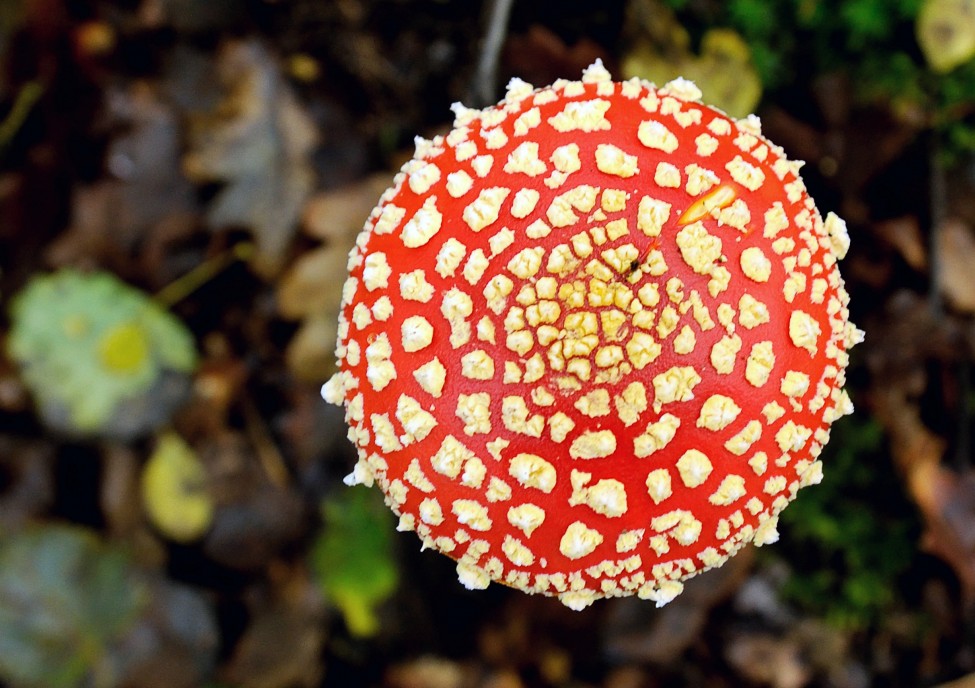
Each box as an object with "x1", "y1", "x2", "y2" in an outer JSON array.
[
  {"x1": 0, "y1": 81, "x2": 43, "y2": 152},
  {"x1": 928, "y1": 136, "x2": 973, "y2": 469},
  {"x1": 154, "y1": 242, "x2": 254, "y2": 309},
  {"x1": 469, "y1": 0, "x2": 516, "y2": 107},
  {"x1": 956, "y1": 358, "x2": 971, "y2": 471},
  {"x1": 241, "y1": 393, "x2": 290, "y2": 490},
  {"x1": 928, "y1": 136, "x2": 947, "y2": 314}
]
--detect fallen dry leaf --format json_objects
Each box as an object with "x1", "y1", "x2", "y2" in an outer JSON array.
[
  {"x1": 724, "y1": 633, "x2": 810, "y2": 688},
  {"x1": 301, "y1": 173, "x2": 390, "y2": 243},
  {"x1": 100, "y1": 443, "x2": 143, "y2": 536},
  {"x1": 281, "y1": 175, "x2": 390, "y2": 381},
  {"x1": 876, "y1": 216, "x2": 928, "y2": 272},
  {"x1": 196, "y1": 431, "x2": 305, "y2": 570},
  {"x1": 276, "y1": 245, "x2": 349, "y2": 321},
  {"x1": 224, "y1": 592, "x2": 326, "y2": 688},
  {"x1": 867, "y1": 291, "x2": 975, "y2": 604},
  {"x1": 386, "y1": 656, "x2": 467, "y2": 688},
  {"x1": 47, "y1": 81, "x2": 196, "y2": 273},
  {"x1": 935, "y1": 672, "x2": 975, "y2": 688},
  {"x1": 112, "y1": 576, "x2": 219, "y2": 688},
  {"x1": 277, "y1": 243, "x2": 347, "y2": 381},
  {"x1": 0, "y1": 437, "x2": 53, "y2": 530},
  {"x1": 184, "y1": 38, "x2": 318, "y2": 278},
  {"x1": 936, "y1": 218, "x2": 975, "y2": 313},
  {"x1": 503, "y1": 25, "x2": 608, "y2": 92},
  {"x1": 285, "y1": 313, "x2": 338, "y2": 383},
  {"x1": 602, "y1": 548, "x2": 754, "y2": 664}
]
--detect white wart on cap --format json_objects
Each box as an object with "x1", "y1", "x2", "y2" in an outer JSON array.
[{"x1": 323, "y1": 60, "x2": 862, "y2": 611}]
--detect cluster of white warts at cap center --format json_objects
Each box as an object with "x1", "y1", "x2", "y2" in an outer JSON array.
[{"x1": 322, "y1": 60, "x2": 862, "y2": 611}]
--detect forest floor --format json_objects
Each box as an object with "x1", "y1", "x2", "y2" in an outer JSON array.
[{"x1": 1, "y1": 1, "x2": 975, "y2": 687}]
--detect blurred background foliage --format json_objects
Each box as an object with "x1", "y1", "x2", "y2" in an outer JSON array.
[{"x1": 0, "y1": 0, "x2": 974, "y2": 686}]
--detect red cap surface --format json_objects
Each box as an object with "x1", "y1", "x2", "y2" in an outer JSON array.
[{"x1": 323, "y1": 61, "x2": 861, "y2": 610}]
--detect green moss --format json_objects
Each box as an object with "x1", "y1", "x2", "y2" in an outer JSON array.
[
  {"x1": 657, "y1": 0, "x2": 975, "y2": 165},
  {"x1": 775, "y1": 415, "x2": 919, "y2": 629}
]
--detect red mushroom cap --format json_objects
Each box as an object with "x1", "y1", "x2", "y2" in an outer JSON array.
[{"x1": 323, "y1": 61, "x2": 861, "y2": 610}]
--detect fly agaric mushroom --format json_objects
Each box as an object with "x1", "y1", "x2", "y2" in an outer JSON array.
[{"x1": 322, "y1": 60, "x2": 861, "y2": 610}]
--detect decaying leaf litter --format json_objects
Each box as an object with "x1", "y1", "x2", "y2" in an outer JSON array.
[{"x1": 1, "y1": 0, "x2": 975, "y2": 686}]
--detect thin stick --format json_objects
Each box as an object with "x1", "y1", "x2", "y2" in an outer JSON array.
[
  {"x1": 241, "y1": 393, "x2": 290, "y2": 490},
  {"x1": 928, "y1": 136, "x2": 946, "y2": 314},
  {"x1": 154, "y1": 242, "x2": 254, "y2": 309},
  {"x1": 0, "y1": 81, "x2": 43, "y2": 151},
  {"x1": 470, "y1": 0, "x2": 516, "y2": 107}
]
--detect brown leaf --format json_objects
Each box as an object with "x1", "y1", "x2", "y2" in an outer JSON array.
[
  {"x1": 386, "y1": 656, "x2": 467, "y2": 688},
  {"x1": 0, "y1": 436, "x2": 54, "y2": 529},
  {"x1": 100, "y1": 443, "x2": 143, "y2": 536},
  {"x1": 937, "y1": 218, "x2": 975, "y2": 313},
  {"x1": 184, "y1": 39, "x2": 318, "y2": 278},
  {"x1": 195, "y1": 431, "x2": 305, "y2": 570},
  {"x1": 174, "y1": 356, "x2": 249, "y2": 439},
  {"x1": 602, "y1": 547, "x2": 753, "y2": 664},
  {"x1": 867, "y1": 293, "x2": 975, "y2": 603},
  {"x1": 915, "y1": 466, "x2": 975, "y2": 602},
  {"x1": 935, "y1": 672, "x2": 975, "y2": 688},
  {"x1": 875, "y1": 216, "x2": 928, "y2": 271},
  {"x1": 504, "y1": 25, "x2": 609, "y2": 89},
  {"x1": 724, "y1": 633, "x2": 810, "y2": 688},
  {"x1": 46, "y1": 82, "x2": 197, "y2": 273},
  {"x1": 224, "y1": 591, "x2": 326, "y2": 688},
  {"x1": 285, "y1": 314, "x2": 338, "y2": 383},
  {"x1": 113, "y1": 577, "x2": 219, "y2": 688},
  {"x1": 276, "y1": 245, "x2": 349, "y2": 321},
  {"x1": 301, "y1": 173, "x2": 390, "y2": 243}
]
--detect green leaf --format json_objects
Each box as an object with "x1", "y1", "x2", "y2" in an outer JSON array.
[{"x1": 311, "y1": 488, "x2": 398, "y2": 637}]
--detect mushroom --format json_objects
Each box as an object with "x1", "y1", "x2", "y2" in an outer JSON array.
[{"x1": 322, "y1": 61, "x2": 862, "y2": 610}]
